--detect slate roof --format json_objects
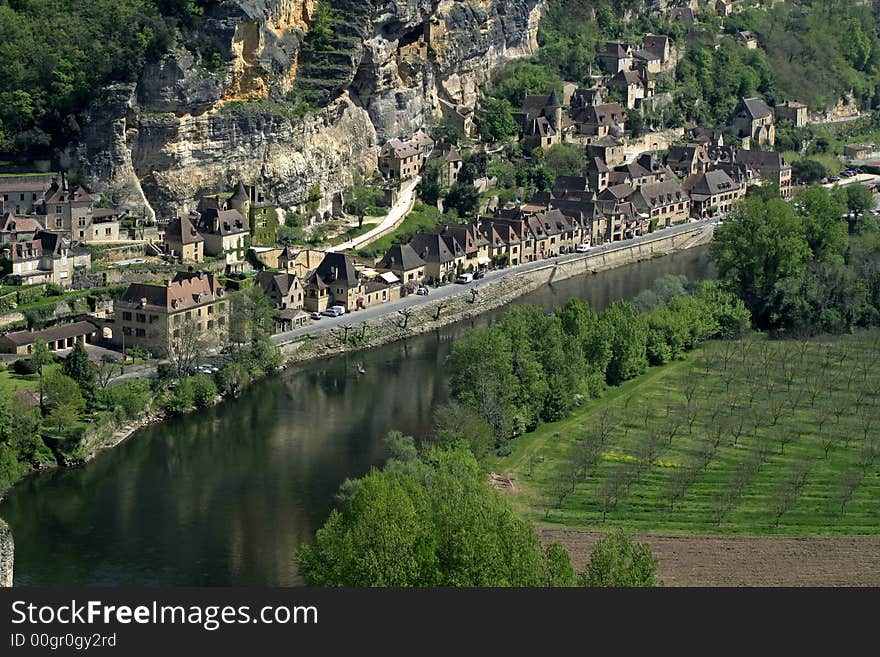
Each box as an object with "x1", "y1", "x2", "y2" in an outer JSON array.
[
  {"x1": 377, "y1": 243, "x2": 426, "y2": 271},
  {"x1": 120, "y1": 271, "x2": 224, "y2": 313},
  {"x1": 165, "y1": 216, "x2": 204, "y2": 246},
  {"x1": 0, "y1": 320, "x2": 98, "y2": 346}
]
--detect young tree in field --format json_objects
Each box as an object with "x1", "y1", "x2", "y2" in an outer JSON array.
[
  {"x1": 597, "y1": 471, "x2": 626, "y2": 522},
  {"x1": 835, "y1": 470, "x2": 864, "y2": 516},
  {"x1": 30, "y1": 338, "x2": 53, "y2": 411},
  {"x1": 579, "y1": 529, "x2": 659, "y2": 587},
  {"x1": 43, "y1": 370, "x2": 85, "y2": 436},
  {"x1": 167, "y1": 319, "x2": 208, "y2": 379}
]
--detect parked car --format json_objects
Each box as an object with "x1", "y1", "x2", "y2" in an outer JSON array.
[
  {"x1": 456, "y1": 273, "x2": 473, "y2": 284},
  {"x1": 323, "y1": 306, "x2": 346, "y2": 317},
  {"x1": 310, "y1": 311, "x2": 323, "y2": 320},
  {"x1": 576, "y1": 242, "x2": 591, "y2": 253},
  {"x1": 416, "y1": 286, "x2": 429, "y2": 295},
  {"x1": 474, "y1": 271, "x2": 485, "y2": 280}
]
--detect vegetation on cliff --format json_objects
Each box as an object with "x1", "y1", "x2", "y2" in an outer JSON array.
[{"x1": 0, "y1": 0, "x2": 218, "y2": 155}]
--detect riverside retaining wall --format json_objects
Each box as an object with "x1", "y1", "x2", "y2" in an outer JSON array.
[{"x1": 280, "y1": 223, "x2": 713, "y2": 365}]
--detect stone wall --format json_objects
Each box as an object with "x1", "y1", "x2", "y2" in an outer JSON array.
[
  {"x1": 0, "y1": 519, "x2": 12, "y2": 587},
  {"x1": 280, "y1": 224, "x2": 711, "y2": 364}
]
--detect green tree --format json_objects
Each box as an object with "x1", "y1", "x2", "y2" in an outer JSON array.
[
  {"x1": 30, "y1": 338, "x2": 53, "y2": 411},
  {"x1": 711, "y1": 195, "x2": 811, "y2": 329},
  {"x1": 61, "y1": 340, "x2": 97, "y2": 403},
  {"x1": 297, "y1": 444, "x2": 572, "y2": 587},
  {"x1": 834, "y1": 183, "x2": 876, "y2": 234},
  {"x1": 579, "y1": 529, "x2": 659, "y2": 587},
  {"x1": 43, "y1": 370, "x2": 85, "y2": 435},
  {"x1": 478, "y1": 97, "x2": 519, "y2": 142},
  {"x1": 795, "y1": 185, "x2": 848, "y2": 263},
  {"x1": 432, "y1": 400, "x2": 496, "y2": 459},
  {"x1": 545, "y1": 542, "x2": 576, "y2": 587},
  {"x1": 544, "y1": 143, "x2": 586, "y2": 181},
  {"x1": 600, "y1": 301, "x2": 648, "y2": 385},
  {"x1": 444, "y1": 182, "x2": 480, "y2": 219},
  {"x1": 791, "y1": 159, "x2": 827, "y2": 184}
]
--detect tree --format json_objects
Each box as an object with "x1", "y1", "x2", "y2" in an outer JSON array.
[
  {"x1": 444, "y1": 182, "x2": 480, "y2": 219},
  {"x1": 544, "y1": 143, "x2": 585, "y2": 181},
  {"x1": 791, "y1": 159, "x2": 827, "y2": 184},
  {"x1": 432, "y1": 400, "x2": 496, "y2": 459},
  {"x1": 795, "y1": 185, "x2": 848, "y2": 263},
  {"x1": 600, "y1": 301, "x2": 648, "y2": 385},
  {"x1": 30, "y1": 338, "x2": 53, "y2": 411},
  {"x1": 579, "y1": 529, "x2": 659, "y2": 587},
  {"x1": 95, "y1": 355, "x2": 121, "y2": 390},
  {"x1": 43, "y1": 370, "x2": 85, "y2": 435},
  {"x1": 834, "y1": 183, "x2": 876, "y2": 234},
  {"x1": 478, "y1": 97, "x2": 518, "y2": 142},
  {"x1": 61, "y1": 340, "x2": 97, "y2": 402},
  {"x1": 711, "y1": 195, "x2": 811, "y2": 329},
  {"x1": 167, "y1": 319, "x2": 208, "y2": 379},
  {"x1": 297, "y1": 444, "x2": 572, "y2": 586}
]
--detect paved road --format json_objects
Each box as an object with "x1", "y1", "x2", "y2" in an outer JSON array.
[
  {"x1": 327, "y1": 177, "x2": 421, "y2": 253},
  {"x1": 272, "y1": 217, "x2": 718, "y2": 346}
]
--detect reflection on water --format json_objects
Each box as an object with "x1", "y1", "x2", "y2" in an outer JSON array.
[{"x1": 1, "y1": 246, "x2": 713, "y2": 586}]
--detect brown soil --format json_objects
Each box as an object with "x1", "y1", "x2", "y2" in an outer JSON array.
[{"x1": 542, "y1": 529, "x2": 880, "y2": 587}]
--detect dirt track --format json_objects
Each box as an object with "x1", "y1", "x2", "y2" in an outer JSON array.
[{"x1": 542, "y1": 530, "x2": 880, "y2": 587}]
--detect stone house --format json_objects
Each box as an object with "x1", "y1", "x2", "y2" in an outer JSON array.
[
  {"x1": 586, "y1": 136, "x2": 625, "y2": 167},
  {"x1": 376, "y1": 243, "x2": 427, "y2": 284},
  {"x1": 0, "y1": 320, "x2": 99, "y2": 355},
  {"x1": 256, "y1": 270, "x2": 306, "y2": 333},
  {"x1": 439, "y1": 99, "x2": 475, "y2": 138},
  {"x1": 632, "y1": 49, "x2": 662, "y2": 75},
  {"x1": 111, "y1": 271, "x2": 229, "y2": 357},
  {"x1": 0, "y1": 213, "x2": 42, "y2": 243},
  {"x1": 844, "y1": 143, "x2": 874, "y2": 160},
  {"x1": 734, "y1": 149, "x2": 793, "y2": 197},
  {"x1": 631, "y1": 180, "x2": 691, "y2": 228},
  {"x1": 571, "y1": 102, "x2": 626, "y2": 139},
  {"x1": 479, "y1": 216, "x2": 529, "y2": 266},
  {"x1": 408, "y1": 231, "x2": 466, "y2": 283},
  {"x1": 666, "y1": 144, "x2": 710, "y2": 177},
  {"x1": 429, "y1": 145, "x2": 464, "y2": 188},
  {"x1": 609, "y1": 69, "x2": 654, "y2": 110},
  {"x1": 684, "y1": 169, "x2": 746, "y2": 218},
  {"x1": 3, "y1": 230, "x2": 90, "y2": 287},
  {"x1": 519, "y1": 91, "x2": 564, "y2": 150},
  {"x1": 0, "y1": 174, "x2": 55, "y2": 215},
  {"x1": 730, "y1": 97, "x2": 776, "y2": 148},
  {"x1": 379, "y1": 138, "x2": 423, "y2": 180},
  {"x1": 438, "y1": 222, "x2": 490, "y2": 271},
  {"x1": 643, "y1": 34, "x2": 672, "y2": 64},
  {"x1": 304, "y1": 252, "x2": 365, "y2": 312},
  {"x1": 775, "y1": 101, "x2": 808, "y2": 128},
  {"x1": 586, "y1": 157, "x2": 611, "y2": 193},
  {"x1": 599, "y1": 42, "x2": 633, "y2": 74},
  {"x1": 195, "y1": 209, "x2": 249, "y2": 272},
  {"x1": 736, "y1": 30, "x2": 758, "y2": 49},
  {"x1": 164, "y1": 216, "x2": 205, "y2": 263}
]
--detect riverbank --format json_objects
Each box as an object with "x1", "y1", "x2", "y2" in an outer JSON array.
[{"x1": 279, "y1": 221, "x2": 715, "y2": 365}]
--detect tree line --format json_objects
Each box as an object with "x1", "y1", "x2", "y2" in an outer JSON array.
[
  {"x1": 443, "y1": 280, "x2": 750, "y2": 452},
  {"x1": 297, "y1": 435, "x2": 659, "y2": 587}
]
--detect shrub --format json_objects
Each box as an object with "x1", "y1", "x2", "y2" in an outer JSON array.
[
  {"x1": 190, "y1": 374, "x2": 218, "y2": 408},
  {"x1": 12, "y1": 358, "x2": 38, "y2": 375}
]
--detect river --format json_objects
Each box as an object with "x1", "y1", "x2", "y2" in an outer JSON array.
[{"x1": 1, "y1": 245, "x2": 714, "y2": 586}]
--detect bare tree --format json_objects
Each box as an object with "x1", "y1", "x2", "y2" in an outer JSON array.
[
  {"x1": 168, "y1": 319, "x2": 208, "y2": 379},
  {"x1": 835, "y1": 471, "x2": 864, "y2": 516},
  {"x1": 468, "y1": 287, "x2": 479, "y2": 304},
  {"x1": 597, "y1": 470, "x2": 627, "y2": 522},
  {"x1": 397, "y1": 308, "x2": 413, "y2": 329},
  {"x1": 95, "y1": 355, "x2": 121, "y2": 389},
  {"x1": 595, "y1": 407, "x2": 615, "y2": 445},
  {"x1": 777, "y1": 427, "x2": 802, "y2": 455},
  {"x1": 433, "y1": 303, "x2": 447, "y2": 321}
]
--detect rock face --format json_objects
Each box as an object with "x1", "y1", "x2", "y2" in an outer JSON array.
[
  {"x1": 0, "y1": 519, "x2": 12, "y2": 587},
  {"x1": 71, "y1": 0, "x2": 544, "y2": 219}
]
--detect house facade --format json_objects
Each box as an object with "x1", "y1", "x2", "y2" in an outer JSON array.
[{"x1": 112, "y1": 271, "x2": 229, "y2": 357}]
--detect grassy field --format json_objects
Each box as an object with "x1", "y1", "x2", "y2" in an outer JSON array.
[
  {"x1": 355, "y1": 204, "x2": 442, "y2": 258},
  {"x1": 0, "y1": 363, "x2": 61, "y2": 397},
  {"x1": 493, "y1": 331, "x2": 880, "y2": 536}
]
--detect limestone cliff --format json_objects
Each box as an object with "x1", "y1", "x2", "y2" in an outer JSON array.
[{"x1": 68, "y1": 0, "x2": 544, "y2": 219}]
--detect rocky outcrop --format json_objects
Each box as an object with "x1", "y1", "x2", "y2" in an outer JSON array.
[
  {"x1": 0, "y1": 519, "x2": 12, "y2": 587},
  {"x1": 72, "y1": 0, "x2": 544, "y2": 218}
]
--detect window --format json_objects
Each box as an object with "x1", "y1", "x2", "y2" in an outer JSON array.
[
  {"x1": 135, "y1": 328, "x2": 146, "y2": 337},
  {"x1": 218, "y1": 317, "x2": 226, "y2": 327},
  {"x1": 19, "y1": 194, "x2": 24, "y2": 201},
  {"x1": 136, "y1": 314, "x2": 146, "y2": 323},
  {"x1": 207, "y1": 320, "x2": 214, "y2": 330},
  {"x1": 122, "y1": 312, "x2": 132, "y2": 321},
  {"x1": 173, "y1": 329, "x2": 180, "y2": 339},
  {"x1": 105, "y1": 228, "x2": 111, "y2": 236},
  {"x1": 55, "y1": 218, "x2": 62, "y2": 228},
  {"x1": 55, "y1": 206, "x2": 62, "y2": 214},
  {"x1": 186, "y1": 311, "x2": 192, "y2": 320},
  {"x1": 207, "y1": 305, "x2": 213, "y2": 315},
  {"x1": 122, "y1": 327, "x2": 132, "y2": 336}
]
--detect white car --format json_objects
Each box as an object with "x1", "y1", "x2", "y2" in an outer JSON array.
[{"x1": 575, "y1": 243, "x2": 591, "y2": 253}]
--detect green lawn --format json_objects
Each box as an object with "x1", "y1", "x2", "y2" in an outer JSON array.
[
  {"x1": 355, "y1": 204, "x2": 442, "y2": 258},
  {"x1": 493, "y1": 331, "x2": 880, "y2": 536},
  {"x1": 783, "y1": 151, "x2": 845, "y2": 177},
  {"x1": 0, "y1": 363, "x2": 60, "y2": 396}
]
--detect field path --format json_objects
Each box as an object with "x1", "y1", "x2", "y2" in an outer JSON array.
[{"x1": 543, "y1": 529, "x2": 880, "y2": 586}]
